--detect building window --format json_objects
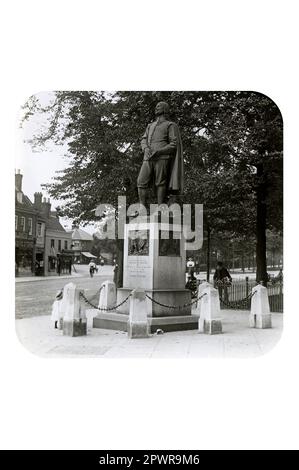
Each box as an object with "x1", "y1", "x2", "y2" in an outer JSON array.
[
  {"x1": 58, "y1": 240, "x2": 61, "y2": 251},
  {"x1": 28, "y1": 218, "x2": 33, "y2": 235},
  {"x1": 51, "y1": 239, "x2": 55, "y2": 248},
  {"x1": 15, "y1": 215, "x2": 18, "y2": 230},
  {"x1": 20, "y1": 217, "x2": 25, "y2": 232},
  {"x1": 64, "y1": 240, "x2": 68, "y2": 250},
  {"x1": 37, "y1": 222, "x2": 42, "y2": 237}
]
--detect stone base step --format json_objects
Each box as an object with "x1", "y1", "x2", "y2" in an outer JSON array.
[{"x1": 92, "y1": 310, "x2": 199, "y2": 333}]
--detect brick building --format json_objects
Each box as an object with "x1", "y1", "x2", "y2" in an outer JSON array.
[
  {"x1": 15, "y1": 171, "x2": 46, "y2": 276},
  {"x1": 68, "y1": 227, "x2": 95, "y2": 263},
  {"x1": 15, "y1": 170, "x2": 72, "y2": 277},
  {"x1": 44, "y1": 210, "x2": 72, "y2": 276}
]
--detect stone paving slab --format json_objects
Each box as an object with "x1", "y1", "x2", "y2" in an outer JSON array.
[{"x1": 15, "y1": 309, "x2": 283, "y2": 359}]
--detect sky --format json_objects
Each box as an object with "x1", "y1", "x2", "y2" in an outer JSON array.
[
  {"x1": 15, "y1": 91, "x2": 66, "y2": 202},
  {"x1": 15, "y1": 92, "x2": 80, "y2": 231}
]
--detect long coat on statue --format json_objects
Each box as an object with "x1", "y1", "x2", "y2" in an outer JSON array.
[{"x1": 168, "y1": 122, "x2": 184, "y2": 195}]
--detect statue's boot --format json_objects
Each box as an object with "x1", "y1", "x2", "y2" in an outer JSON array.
[
  {"x1": 130, "y1": 188, "x2": 147, "y2": 219},
  {"x1": 138, "y1": 188, "x2": 147, "y2": 207},
  {"x1": 168, "y1": 194, "x2": 178, "y2": 206},
  {"x1": 149, "y1": 186, "x2": 170, "y2": 222},
  {"x1": 157, "y1": 186, "x2": 166, "y2": 205}
]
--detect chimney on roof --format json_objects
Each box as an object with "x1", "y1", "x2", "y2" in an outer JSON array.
[
  {"x1": 41, "y1": 197, "x2": 51, "y2": 219},
  {"x1": 15, "y1": 169, "x2": 23, "y2": 192},
  {"x1": 34, "y1": 192, "x2": 43, "y2": 208}
]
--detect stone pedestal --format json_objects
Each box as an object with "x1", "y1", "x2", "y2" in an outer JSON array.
[
  {"x1": 93, "y1": 215, "x2": 197, "y2": 332},
  {"x1": 249, "y1": 284, "x2": 272, "y2": 329},
  {"x1": 98, "y1": 281, "x2": 116, "y2": 310},
  {"x1": 92, "y1": 281, "x2": 117, "y2": 328},
  {"x1": 116, "y1": 287, "x2": 191, "y2": 317},
  {"x1": 118, "y1": 218, "x2": 191, "y2": 316},
  {"x1": 62, "y1": 282, "x2": 87, "y2": 337},
  {"x1": 198, "y1": 284, "x2": 222, "y2": 335},
  {"x1": 194, "y1": 281, "x2": 210, "y2": 317},
  {"x1": 127, "y1": 288, "x2": 149, "y2": 338},
  {"x1": 63, "y1": 318, "x2": 87, "y2": 337}
]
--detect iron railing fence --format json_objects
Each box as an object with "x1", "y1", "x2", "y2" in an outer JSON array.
[{"x1": 212, "y1": 277, "x2": 283, "y2": 312}]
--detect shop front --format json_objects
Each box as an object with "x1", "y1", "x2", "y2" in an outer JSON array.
[{"x1": 15, "y1": 241, "x2": 34, "y2": 276}]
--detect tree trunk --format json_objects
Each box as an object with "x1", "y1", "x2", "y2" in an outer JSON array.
[
  {"x1": 241, "y1": 252, "x2": 245, "y2": 272},
  {"x1": 116, "y1": 237, "x2": 124, "y2": 288},
  {"x1": 206, "y1": 226, "x2": 211, "y2": 282},
  {"x1": 256, "y1": 163, "x2": 268, "y2": 285}
]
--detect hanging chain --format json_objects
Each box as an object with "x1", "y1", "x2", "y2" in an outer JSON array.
[
  {"x1": 145, "y1": 292, "x2": 207, "y2": 310},
  {"x1": 80, "y1": 291, "x2": 131, "y2": 312},
  {"x1": 80, "y1": 289, "x2": 207, "y2": 312},
  {"x1": 83, "y1": 285, "x2": 104, "y2": 302},
  {"x1": 218, "y1": 290, "x2": 256, "y2": 309}
]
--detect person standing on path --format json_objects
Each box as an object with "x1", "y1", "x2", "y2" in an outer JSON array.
[
  {"x1": 213, "y1": 261, "x2": 232, "y2": 304},
  {"x1": 51, "y1": 290, "x2": 63, "y2": 329}
]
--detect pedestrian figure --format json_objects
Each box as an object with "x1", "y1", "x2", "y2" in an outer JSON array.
[
  {"x1": 186, "y1": 257, "x2": 195, "y2": 276},
  {"x1": 51, "y1": 290, "x2": 63, "y2": 329},
  {"x1": 213, "y1": 261, "x2": 232, "y2": 304},
  {"x1": 89, "y1": 260, "x2": 96, "y2": 277},
  {"x1": 277, "y1": 268, "x2": 283, "y2": 282},
  {"x1": 57, "y1": 257, "x2": 61, "y2": 276},
  {"x1": 185, "y1": 272, "x2": 197, "y2": 298},
  {"x1": 113, "y1": 263, "x2": 119, "y2": 285}
]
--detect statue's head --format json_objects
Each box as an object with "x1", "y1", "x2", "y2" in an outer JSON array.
[{"x1": 155, "y1": 101, "x2": 169, "y2": 117}]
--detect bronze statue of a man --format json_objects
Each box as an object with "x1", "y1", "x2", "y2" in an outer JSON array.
[{"x1": 137, "y1": 101, "x2": 184, "y2": 207}]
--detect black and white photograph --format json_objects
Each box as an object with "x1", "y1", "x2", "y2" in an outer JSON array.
[
  {"x1": 1, "y1": 0, "x2": 298, "y2": 455},
  {"x1": 15, "y1": 91, "x2": 283, "y2": 358}
]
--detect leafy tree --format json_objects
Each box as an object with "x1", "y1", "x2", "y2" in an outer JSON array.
[{"x1": 22, "y1": 91, "x2": 282, "y2": 285}]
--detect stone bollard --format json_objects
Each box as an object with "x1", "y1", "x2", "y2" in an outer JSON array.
[
  {"x1": 62, "y1": 282, "x2": 87, "y2": 337},
  {"x1": 198, "y1": 284, "x2": 222, "y2": 334},
  {"x1": 56, "y1": 288, "x2": 66, "y2": 330},
  {"x1": 194, "y1": 281, "x2": 211, "y2": 317},
  {"x1": 98, "y1": 280, "x2": 116, "y2": 311},
  {"x1": 127, "y1": 288, "x2": 149, "y2": 339},
  {"x1": 249, "y1": 284, "x2": 272, "y2": 329}
]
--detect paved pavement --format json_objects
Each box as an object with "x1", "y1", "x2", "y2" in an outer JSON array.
[
  {"x1": 15, "y1": 264, "x2": 283, "y2": 358},
  {"x1": 15, "y1": 266, "x2": 114, "y2": 319},
  {"x1": 15, "y1": 309, "x2": 283, "y2": 359}
]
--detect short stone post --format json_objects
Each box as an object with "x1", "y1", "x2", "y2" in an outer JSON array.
[
  {"x1": 194, "y1": 281, "x2": 210, "y2": 317},
  {"x1": 98, "y1": 280, "x2": 116, "y2": 310},
  {"x1": 198, "y1": 284, "x2": 222, "y2": 334},
  {"x1": 56, "y1": 288, "x2": 66, "y2": 330},
  {"x1": 127, "y1": 288, "x2": 149, "y2": 339},
  {"x1": 249, "y1": 284, "x2": 272, "y2": 329},
  {"x1": 62, "y1": 282, "x2": 87, "y2": 337}
]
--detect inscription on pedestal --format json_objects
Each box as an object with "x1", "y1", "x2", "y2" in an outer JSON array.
[{"x1": 126, "y1": 257, "x2": 151, "y2": 281}]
